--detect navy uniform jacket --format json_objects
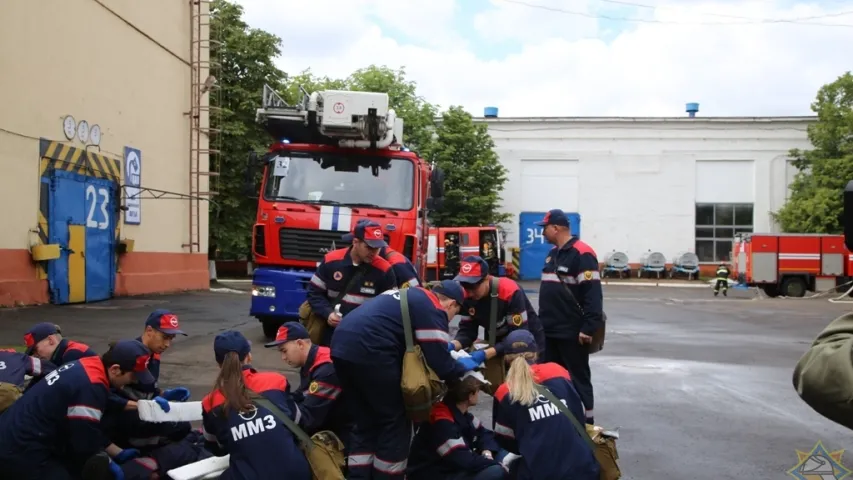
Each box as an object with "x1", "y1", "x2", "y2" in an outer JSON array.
[
  {"x1": 330, "y1": 287, "x2": 469, "y2": 382},
  {"x1": 0, "y1": 349, "x2": 54, "y2": 387},
  {"x1": 493, "y1": 363, "x2": 599, "y2": 480},
  {"x1": 407, "y1": 400, "x2": 502, "y2": 478},
  {"x1": 201, "y1": 365, "x2": 310, "y2": 480},
  {"x1": 52, "y1": 338, "x2": 99, "y2": 365},
  {"x1": 307, "y1": 247, "x2": 397, "y2": 321},
  {"x1": 381, "y1": 246, "x2": 420, "y2": 289},
  {"x1": 296, "y1": 344, "x2": 351, "y2": 440},
  {"x1": 0, "y1": 356, "x2": 111, "y2": 471},
  {"x1": 455, "y1": 277, "x2": 546, "y2": 353},
  {"x1": 538, "y1": 238, "x2": 604, "y2": 338}
]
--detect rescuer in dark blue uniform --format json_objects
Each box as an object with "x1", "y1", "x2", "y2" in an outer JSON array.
[
  {"x1": 0, "y1": 339, "x2": 156, "y2": 480},
  {"x1": 201, "y1": 330, "x2": 310, "y2": 480},
  {"x1": 0, "y1": 348, "x2": 55, "y2": 388},
  {"x1": 330, "y1": 280, "x2": 481, "y2": 479},
  {"x1": 24, "y1": 321, "x2": 98, "y2": 366},
  {"x1": 104, "y1": 310, "x2": 194, "y2": 461},
  {"x1": 450, "y1": 256, "x2": 546, "y2": 357},
  {"x1": 352, "y1": 219, "x2": 421, "y2": 289},
  {"x1": 407, "y1": 376, "x2": 508, "y2": 480},
  {"x1": 265, "y1": 321, "x2": 352, "y2": 448},
  {"x1": 307, "y1": 220, "x2": 397, "y2": 346},
  {"x1": 537, "y1": 208, "x2": 603, "y2": 424},
  {"x1": 492, "y1": 330, "x2": 598, "y2": 480}
]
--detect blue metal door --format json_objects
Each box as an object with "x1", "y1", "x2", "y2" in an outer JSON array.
[
  {"x1": 47, "y1": 170, "x2": 116, "y2": 304},
  {"x1": 83, "y1": 176, "x2": 117, "y2": 302},
  {"x1": 48, "y1": 171, "x2": 87, "y2": 304},
  {"x1": 518, "y1": 211, "x2": 581, "y2": 280}
]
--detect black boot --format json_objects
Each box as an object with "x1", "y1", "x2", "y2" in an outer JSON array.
[{"x1": 81, "y1": 452, "x2": 113, "y2": 480}]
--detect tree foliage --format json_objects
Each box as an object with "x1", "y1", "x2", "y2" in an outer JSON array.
[
  {"x1": 209, "y1": 0, "x2": 285, "y2": 258},
  {"x1": 424, "y1": 106, "x2": 511, "y2": 227},
  {"x1": 774, "y1": 72, "x2": 853, "y2": 233}
]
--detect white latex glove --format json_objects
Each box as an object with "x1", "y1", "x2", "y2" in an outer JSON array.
[{"x1": 502, "y1": 452, "x2": 522, "y2": 467}]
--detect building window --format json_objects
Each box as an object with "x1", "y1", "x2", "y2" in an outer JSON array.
[{"x1": 695, "y1": 203, "x2": 753, "y2": 263}]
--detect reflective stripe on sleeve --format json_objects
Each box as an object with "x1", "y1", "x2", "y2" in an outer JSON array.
[
  {"x1": 414, "y1": 329, "x2": 450, "y2": 343},
  {"x1": 310, "y1": 274, "x2": 326, "y2": 290},
  {"x1": 437, "y1": 437, "x2": 466, "y2": 456},
  {"x1": 348, "y1": 453, "x2": 375, "y2": 467},
  {"x1": 373, "y1": 456, "x2": 407, "y2": 474},
  {"x1": 494, "y1": 422, "x2": 515, "y2": 438},
  {"x1": 67, "y1": 405, "x2": 102, "y2": 422}
]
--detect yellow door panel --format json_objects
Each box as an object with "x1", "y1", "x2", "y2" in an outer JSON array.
[{"x1": 68, "y1": 225, "x2": 86, "y2": 304}]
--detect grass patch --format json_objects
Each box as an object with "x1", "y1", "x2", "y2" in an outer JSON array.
[{"x1": 0, "y1": 345, "x2": 26, "y2": 352}]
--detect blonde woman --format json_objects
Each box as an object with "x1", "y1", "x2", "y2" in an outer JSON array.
[{"x1": 492, "y1": 330, "x2": 599, "y2": 480}]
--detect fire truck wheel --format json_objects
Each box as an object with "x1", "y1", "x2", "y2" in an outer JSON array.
[
  {"x1": 780, "y1": 277, "x2": 807, "y2": 298},
  {"x1": 261, "y1": 318, "x2": 280, "y2": 339}
]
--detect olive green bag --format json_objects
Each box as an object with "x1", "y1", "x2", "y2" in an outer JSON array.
[{"x1": 0, "y1": 382, "x2": 23, "y2": 414}]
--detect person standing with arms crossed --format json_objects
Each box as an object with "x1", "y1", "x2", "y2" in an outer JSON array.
[{"x1": 536, "y1": 209, "x2": 604, "y2": 425}]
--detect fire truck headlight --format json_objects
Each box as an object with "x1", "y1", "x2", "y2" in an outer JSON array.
[{"x1": 252, "y1": 285, "x2": 276, "y2": 298}]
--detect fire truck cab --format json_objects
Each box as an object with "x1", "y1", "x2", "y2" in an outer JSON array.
[
  {"x1": 425, "y1": 226, "x2": 507, "y2": 281},
  {"x1": 246, "y1": 85, "x2": 444, "y2": 338},
  {"x1": 732, "y1": 232, "x2": 853, "y2": 297}
]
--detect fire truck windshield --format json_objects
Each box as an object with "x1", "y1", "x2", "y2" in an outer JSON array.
[{"x1": 263, "y1": 152, "x2": 415, "y2": 211}]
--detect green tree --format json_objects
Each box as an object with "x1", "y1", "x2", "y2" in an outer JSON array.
[
  {"x1": 425, "y1": 106, "x2": 510, "y2": 227},
  {"x1": 209, "y1": 0, "x2": 286, "y2": 258},
  {"x1": 774, "y1": 72, "x2": 853, "y2": 233},
  {"x1": 279, "y1": 69, "x2": 347, "y2": 105}
]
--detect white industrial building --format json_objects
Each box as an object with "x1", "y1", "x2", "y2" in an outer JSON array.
[{"x1": 475, "y1": 105, "x2": 815, "y2": 280}]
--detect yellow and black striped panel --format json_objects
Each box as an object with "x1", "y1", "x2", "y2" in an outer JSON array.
[
  {"x1": 511, "y1": 247, "x2": 520, "y2": 280},
  {"x1": 36, "y1": 138, "x2": 123, "y2": 280},
  {"x1": 38, "y1": 139, "x2": 121, "y2": 181}
]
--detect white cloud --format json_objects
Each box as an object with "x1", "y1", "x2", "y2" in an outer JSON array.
[{"x1": 233, "y1": 0, "x2": 853, "y2": 117}]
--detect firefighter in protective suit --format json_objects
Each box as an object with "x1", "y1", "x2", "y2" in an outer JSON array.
[{"x1": 714, "y1": 263, "x2": 730, "y2": 297}]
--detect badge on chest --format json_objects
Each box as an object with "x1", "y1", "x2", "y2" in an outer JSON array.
[{"x1": 360, "y1": 281, "x2": 375, "y2": 295}]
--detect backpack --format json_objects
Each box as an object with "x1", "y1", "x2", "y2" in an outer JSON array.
[
  {"x1": 399, "y1": 288, "x2": 447, "y2": 422},
  {"x1": 0, "y1": 382, "x2": 23, "y2": 414}
]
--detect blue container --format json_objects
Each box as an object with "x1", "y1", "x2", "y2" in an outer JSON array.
[
  {"x1": 484, "y1": 107, "x2": 499, "y2": 118},
  {"x1": 518, "y1": 211, "x2": 581, "y2": 280}
]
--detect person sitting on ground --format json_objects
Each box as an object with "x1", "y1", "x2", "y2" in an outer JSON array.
[
  {"x1": 492, "y1": 330, "x2": 599, "y2": 480},
  {"x1": 200, "y1": 330, "x2": 310, "y2": 480},
  {"x1": 406, "y1": 375, "x2": 509, "y2": 480}
]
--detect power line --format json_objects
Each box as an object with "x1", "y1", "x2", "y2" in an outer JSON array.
[{"x1": 495, "y1": 0, "x2": 853, "y2": 27}]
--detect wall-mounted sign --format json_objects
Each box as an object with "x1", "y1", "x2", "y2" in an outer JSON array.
[
  {"x1": 63, "y1": 115, "x2": 76, "y2": 140},
  {"x1": 124, "y1": 146, "x2": 142, "y2": 225}
]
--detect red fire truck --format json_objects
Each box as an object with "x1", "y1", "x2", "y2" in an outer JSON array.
[
  {"x1": 731, "y1": 232, "x2": 853, "y2": 297},
  {"x1": 247, "y1": 85, "x2": 445, "y2": 338},
  {"x1": 425, "y1": 226, "x2": 507, "y2": 281}
]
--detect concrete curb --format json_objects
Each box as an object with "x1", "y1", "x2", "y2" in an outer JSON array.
[{"x1": 601, "y1": 281, "x2": 711, "y2": 289}]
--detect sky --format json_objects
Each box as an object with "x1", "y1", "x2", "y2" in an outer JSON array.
[{"x1": 233, "y1": 0, "x2": 853, "y2": 117}]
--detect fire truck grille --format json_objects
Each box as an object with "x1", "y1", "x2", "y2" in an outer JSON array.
[{"x1": 278, "y1": 228, "x2": 346, "y2": 262}]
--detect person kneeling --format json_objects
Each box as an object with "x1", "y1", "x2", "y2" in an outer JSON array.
[{"x1": 407, "y1": 376, "x2": 508, "y2": 480}]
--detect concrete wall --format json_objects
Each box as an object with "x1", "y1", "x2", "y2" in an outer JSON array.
[
  {"x1": 0, "y1": 0, "x2": 210, "y2": 304},
  {"x1": 480, "y1": 116, "x2": 815, "y2": 264}
]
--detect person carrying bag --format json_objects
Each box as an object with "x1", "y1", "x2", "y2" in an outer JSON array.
[
  {"x1": 534, "y1": 384, "x2": 621, "y2": 480},
  {"x1": 399, "y1": 288, "x2": 448, "y2": 423},
  {"x1": 250, "y1": 392, "x2": 346, "y2": 480},
  {"x1": 480, "y1": 278, "x2": 505, "y2": 396},
  {"x1": 299, "y1": 264, "x2": 369, "y2": 345}
]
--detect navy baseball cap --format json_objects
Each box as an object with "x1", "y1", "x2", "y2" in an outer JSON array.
[
  {"x1": 264, "y1": 322, "x2": 310, "y2": 348},
  {"x1": 431, "y1": 280, "x2": 466, "y2": 305},
  {"x1": 214, "y1": 330, "x2": 251, "y2": 364},
  {"x1": 23, "y1": 322, "x2": 61, "y2": 354},
  {"x1": 145, "y1": 309, "x2": 187, "y2": 336},
  {"x1": 454, "y1": 256, "x2": 489, "y2": 284},
  {"x1": 535, "y1": 209, "x2": 570, "y2": 227},
  {"x1": 110, "y1": 339, "x2": 155, "y2": 384},
  {"x1": 341, "y1": 221, "x2": 387, "y2": 248},
  {"x1": 503, "y1": 329, "x2": 538, "y2": 356}
]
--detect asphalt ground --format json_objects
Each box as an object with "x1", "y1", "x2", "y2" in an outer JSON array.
[{"x1": 1, "y1": 282, "x2": 852, "y2": 479}]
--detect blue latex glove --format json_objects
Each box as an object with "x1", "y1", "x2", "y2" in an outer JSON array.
[
  {"x1": 457, "y1": 357, "x2": 480, "y2": 372},
  {"x1": 447, "y1": 342, "x2": 456, "y2": 352},
  {"x1": 153, "y1": 396, "x2": 171, "y2": 412},
  {"x1": 162, "y1": 387, "x2": 191, "y2": 402},
  {"x1": 108, "y1": 460, "x2": 125, "y2": 480},
  {"x1": 113, "y1": 448, "x2": 140, "y2": 465},
  {"x1": 469, "y1": 350, "x2": 487, "y2": 365}
]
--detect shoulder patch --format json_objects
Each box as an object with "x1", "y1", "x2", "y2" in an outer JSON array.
[
  {"x1": 325, "y1": 248, "x2": 349, "y2": 262},
  {"x1": 400, "y1": 281, "x2": 410, "y2": 289},
  {"x1": 333, "y1": 271, "x2": 343, "y2": 281},
  {"x1": 468, "y1": 307, "x2": 476, "y2": 316},
  {"x1": 583, "y1": 270, "x2": 593, "y2": 281},
  {"x1": 308, "y1": 381, "x2": 319, "y2": 394},
  {"x1": 511, "y1": 313, "x2": 523, "y2": 327},
  {"x1": 545, "y1": 256, "x2": 551, "y2": 263}
]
